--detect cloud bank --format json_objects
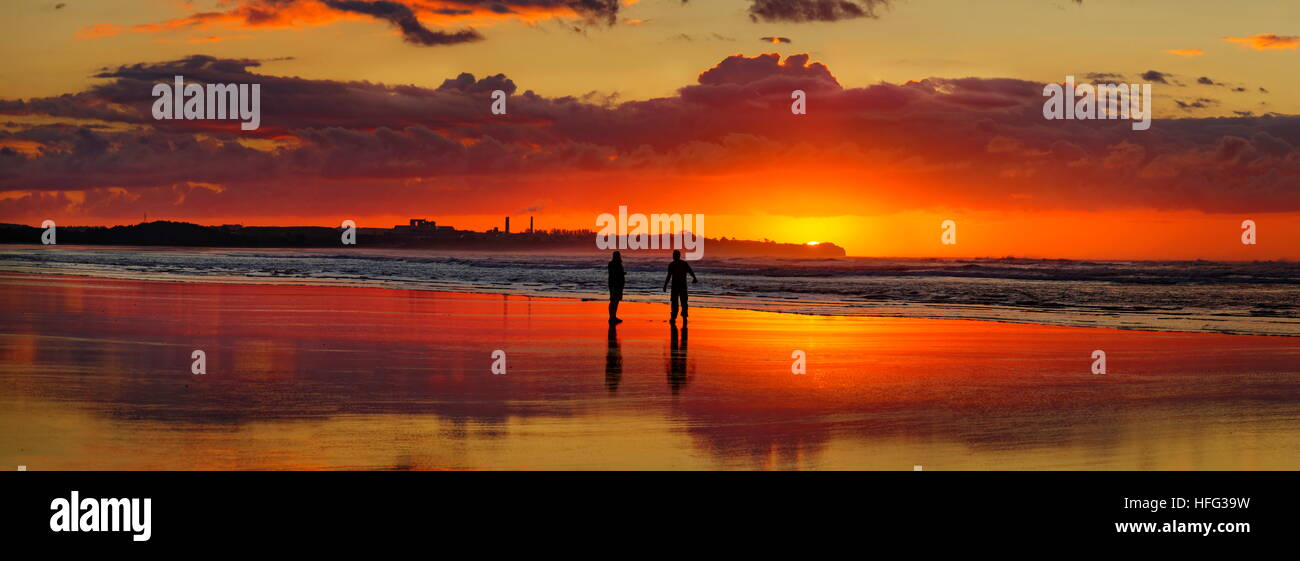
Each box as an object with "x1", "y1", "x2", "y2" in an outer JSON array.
[
  {"x1": 1, "y1": 53, "x2": 1298, "y2": 223},
  {"x1": 75, "y1": 0, "x2": 625, "y2": 46}
]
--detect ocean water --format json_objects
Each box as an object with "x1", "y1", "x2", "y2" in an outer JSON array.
[{"x1": 2, "y1": 245, "x2": 1297, "y2": 336}]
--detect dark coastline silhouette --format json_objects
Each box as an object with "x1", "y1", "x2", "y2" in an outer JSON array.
[{"x1": 0, "y1": 220, "x2": 848, "y2": 257}]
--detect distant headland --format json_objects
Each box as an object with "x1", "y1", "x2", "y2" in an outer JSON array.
[{"x1": 0, "y1": 217, "x2": 847, "y2": 259}]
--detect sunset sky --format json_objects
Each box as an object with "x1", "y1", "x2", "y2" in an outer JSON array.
[{"x1": 1, "y1": 0, "x2": 1298, "y2": 258}]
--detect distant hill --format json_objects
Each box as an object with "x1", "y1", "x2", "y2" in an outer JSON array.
[{"x1": 0, "y1": 221, "x2": 847, "y2": 258}]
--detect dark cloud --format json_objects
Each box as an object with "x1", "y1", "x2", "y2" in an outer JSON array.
[
  {"x1": 321, "y1": 1, "x2": 482, "y2": 46},
  {"x1": 696, "y1": 53, "x2": 837, "y2": 87},
  {"x1": 1197, "y1": 76, "x2": 1220, "y2": 86},
  {"x1": 760, "y1": 36, "x2": 792, "y2": 43},
  {"x1": 1175, "y1": 97, "x2": 1220, "y2": 111},
  {"x1": 559, "y1": 0, "x2": 622, "y2": 25},
  {"x1": 1141, "y1": 70, "x2": 1171, "y2": 84},
  {"x1": 744, "y1": 0, "x2": 892, "y2": 23},
  {"x1": 437, "y1": 72, "x2": 517, "y2": 95},
  {"x1": 670, "y1": 32, "x2": 735, "y2": 42},
  {"x1": 1085, "y1": 72, "x2": 1125, "y2": 82}
]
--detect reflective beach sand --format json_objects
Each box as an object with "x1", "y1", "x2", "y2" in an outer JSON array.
[{"x1": 2, "y1": 273, "x2": 1298, "y2": 470}]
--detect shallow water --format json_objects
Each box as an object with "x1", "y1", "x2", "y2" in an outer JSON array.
[
  {"x1": 2, "y1": 246, "x2": 1298, "y2": 335},
  {"x1": 3, "y1": 273, "x2": 1298, "y2": 470}
]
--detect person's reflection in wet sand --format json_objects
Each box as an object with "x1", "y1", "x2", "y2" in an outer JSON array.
[
  {"x1": 605, "y1": 323, "x2": 622, "y2": 393},
  {"x1": 668, "y1": 323, "x2": 689, "y2": 394}
]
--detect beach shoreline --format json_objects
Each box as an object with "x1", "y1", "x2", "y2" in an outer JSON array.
[{"x1": 2, "y1": 253, "x2": 1298, "y2": 337}]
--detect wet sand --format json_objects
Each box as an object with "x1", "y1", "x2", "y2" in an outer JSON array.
[{"x1": 2, "y1": 272, "x2": 1298, "y2": 470}]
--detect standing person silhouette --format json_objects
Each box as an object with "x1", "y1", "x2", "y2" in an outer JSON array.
[
  {"x1": 608, "y1": 251, "x2": 626, "y2": 324},
  {"x1": 662, "y1": 250, "x2": 698, "y2": 324}
]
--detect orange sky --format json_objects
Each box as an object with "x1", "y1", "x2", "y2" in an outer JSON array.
[{"x1": 1, "y1": 1, "x2": 1298, "y2": 259}]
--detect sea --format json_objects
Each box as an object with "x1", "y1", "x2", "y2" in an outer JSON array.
[{"x1": 2, "y1": 245, "x2": 1297, "y2": 336}]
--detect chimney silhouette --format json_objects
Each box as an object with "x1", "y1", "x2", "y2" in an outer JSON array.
[
  {"x1": 529, "y1": 216, "x2": 534, "y2": 234},
  {"x1": 505, "y1": 216, "x2": 510, "y2": 234}
]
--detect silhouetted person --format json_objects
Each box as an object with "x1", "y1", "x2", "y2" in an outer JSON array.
[
  {"x1": 608, "y1": 251, "x2": 625, "y2": 324},
  {"x1": 605, "y1": 323, "x2": 622, "y2": 393},
  {"x1": 668, "y1": 323, "x2": 689, "y2": 394},
  {"x1": 662, "y1": 250, "x2": 697, "y2": 324}
]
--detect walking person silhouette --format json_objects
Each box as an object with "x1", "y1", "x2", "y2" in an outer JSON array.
[
  {"x1": 608, "y1": 251, "x2": 625, "y2": 324},
  {"x1": 662, "y1": 250, "x2": 698, "y2": 324}
]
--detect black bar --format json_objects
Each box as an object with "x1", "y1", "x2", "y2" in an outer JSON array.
[{"x1": 4, "y1": 471, "x2": 1287, "y2": 550}]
